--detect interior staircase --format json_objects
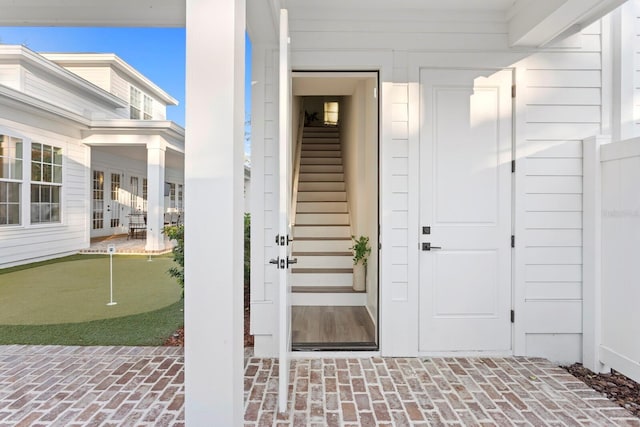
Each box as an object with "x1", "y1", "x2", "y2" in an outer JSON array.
[{"x1": 291, "y1": 126, "x2": 366, "y2": 306}]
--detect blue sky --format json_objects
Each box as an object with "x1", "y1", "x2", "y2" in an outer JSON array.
[{"x1": 0, "y1": 27, "x2": 253, "y2": 154}]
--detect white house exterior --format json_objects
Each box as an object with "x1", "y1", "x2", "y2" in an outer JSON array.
[
  {"x1": 0, "y1": 45, "x2": 185, "y2": 267},
  {"x1": 2, "y1": 0, "x2": 640, "y2": 424}
]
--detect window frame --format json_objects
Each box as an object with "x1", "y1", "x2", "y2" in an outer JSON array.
[
  {"x1": 30, "y1": 142, "x2": 63, "y2": 225},
  {"x1": 0, "y1": 133, "x2": 24, "y2": 227}
]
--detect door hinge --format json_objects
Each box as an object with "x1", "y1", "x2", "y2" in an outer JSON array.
[
  {"x1": 510, "y1": 310, "x2": 515, "y2": 323},
  {"x1": 511, "y1": 85, "x2": 516, "y2": 98},
  {"x1": 511, "y1": 160, "x2": 515, "y2": 173},
  {"x1": 511, "y1": 235, "x2": 515, "y2": 248}
]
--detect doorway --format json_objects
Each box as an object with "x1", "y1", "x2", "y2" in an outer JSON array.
[{"x1": 290, "y1": 71, "x2": 379, "y2": 351}]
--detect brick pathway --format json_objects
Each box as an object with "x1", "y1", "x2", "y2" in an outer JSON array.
[
  {"x1": 244, "y1": 357, "x2": 640, "y2": 427},
  {"x1": 1, "y1": 346, "x2": 638, "y2": 426},
  {"x1": 0, "y1": 346, "x2": 184, "y2": 427}
]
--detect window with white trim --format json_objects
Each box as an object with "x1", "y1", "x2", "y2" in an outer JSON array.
[
  {"x1": 142, "y1": 178, "x2": 148, "y2": 212},
  {"x1": 130, "y1": 86, "x2": 154, "y2": 120},
  {"x1": 177, "y1": 184, "x2": 183, "y2": 211},
  {"x1": 31, "y1": 143, "x2": 62, "y2": 224},
  {"x1": 168, "y1": 183, "x2": 176, "y2": 209},
  {"x1": 130, "y1": 86, "x2": 141, "y2": 119},
  {"x1": 0, "y1": 134, "x2": 23, "y2": 225}
]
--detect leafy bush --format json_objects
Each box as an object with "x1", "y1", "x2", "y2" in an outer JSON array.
[
  {"x1": 350, "y1": 235, "x2": 371, "y2": 267},
  {"x1": 244, "y1": 213, "x2": 250, "y2": 286},
  {"x1": 164, "y1": 225, "x2": 184, "y2": 291}
]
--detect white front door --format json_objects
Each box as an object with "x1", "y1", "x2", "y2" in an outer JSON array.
[
  {"x1": 277, "y1": 8, "x2": 293, "y2": 413},
  {"x1": 418, "y1": 69, "x2": 512, "y2": 353}
]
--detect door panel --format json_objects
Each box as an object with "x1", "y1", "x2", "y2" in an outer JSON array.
[
  {"x1": 419, "y1": 69, "x2": 512, "y2": 353},
  {"x1": 277, "y1": 8, "x2": 292, "y2": 413}
]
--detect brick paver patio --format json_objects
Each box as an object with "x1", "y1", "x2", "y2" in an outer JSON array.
[{"x1": 1, "y1": 345, "x2": 638, "y2": 426}]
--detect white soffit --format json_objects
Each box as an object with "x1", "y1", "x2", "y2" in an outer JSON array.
[{"x1": 0, "y1": 0, "x2": 627, "y2": 49}]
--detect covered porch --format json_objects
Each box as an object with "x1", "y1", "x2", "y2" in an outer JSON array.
[{"x1": 83, "y1": 121, "x2": 185, "y2": 253}]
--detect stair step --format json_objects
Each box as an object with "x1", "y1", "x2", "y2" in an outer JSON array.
[
  {"x1": 296, "y1": 213, "x2": 349, "y2": 225},
  {"x1": 301, "y1": 157, "x2": 342, "y2": 165},
  {"x1": 293, "y1": 225, "x2": 350, "y2": 238},
  {"x1": 292, "y1": 251, "x2": 352, "y2": 256},
  {"x1": 294, "y1": 236, "x2": 351, "y2": 240},
  {"x1": 298, "y1": 182, "x2": 345, "y2": 191},
  {"x1": 294, "y1": 255, "x2": 353, "y2": 269},
  {"x1": 291, "y1": 292, "x2": 367, "y2": 306},
  {"x1": 299, "y1": 164, "x2": 344, "y2": 173},
  {"x1": 301, "y1": 151, "x2": 341, "y2": 158},
  {"x1": 292, "y1": 272, "x2": 352, "y2": 286},
  {"x1": 299, "y1": 173, "x2": 344, "y2": 182},
  {"x1": 292, "y1": 286, "x2": 362, "y2": 293},
  {"x1": 292, "y1": 268, "x2": 353, "y2": 274},
  {"x1": 296, "y1": 201, "x2": 347, "y2": 213},
  {"x1": 301, "y1": 137, "x2": 340, "y2": 144},
  {"x1": 297, "y1": 191, "x2": 347, "y2": 202},
  {"x1": 301, "y1": 144, "x2": 340, "y2": 152},
  {"x1": 292, "y1": 240, "x2": 352, "y2": 252}
]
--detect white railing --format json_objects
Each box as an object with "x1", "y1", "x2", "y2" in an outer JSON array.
[
  {"x1": 290, "y1": 106, "x2": 305, "y2": 224},
  {"x1": 583, "y1": 135, "x2": 640, "y2": 383}
]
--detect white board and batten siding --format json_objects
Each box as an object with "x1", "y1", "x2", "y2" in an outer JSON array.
[
  {"x1": 516, "y1": 21, "x2": 603, "y2": 363},
  {"x1": 0, "y1": 119, "x2": 90, "y2": 268}
]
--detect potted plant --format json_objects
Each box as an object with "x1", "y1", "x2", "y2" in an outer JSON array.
[{"x1": 350, "y1": 235, "x2": 371, "y2": 291}]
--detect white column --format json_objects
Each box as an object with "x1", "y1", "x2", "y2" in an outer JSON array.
[
  {"x1": 582, "y1": 135, "x2": 610, "y2": 374},
  {"x1": 145, "y1": 139, "x2": 166, "y2": 252},
  {"x1": 611, "y1": 2, "x2": 636, "y2": 141},
  {"x1": 184, "y1": 0, "x2": 245, "y2": 425}
]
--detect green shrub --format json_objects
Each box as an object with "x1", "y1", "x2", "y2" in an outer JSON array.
[
  {"x1": 245, "y1": 213, "x2": 250, "y2": 287},
  {"x1": 164, "y1": 225, "x2": 184, "y2": 291}
]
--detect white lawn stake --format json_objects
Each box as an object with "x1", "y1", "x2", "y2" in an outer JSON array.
[{"x1": 106, "y1": 244, "x2": 117, "y2": 306}]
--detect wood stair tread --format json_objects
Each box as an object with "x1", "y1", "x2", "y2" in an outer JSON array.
[
  {"x1": 294, "y1": 224, "x2": 350, "y2": 227},
  {"x1": 292, "y1": 251, "x2": 352, "y2": 256},
  {"x1": 292, "y1": 286, "x2": 364, "y2": 294},
  {"x1": 292, "y1": 268, "x2": 353, "y2": 274},
  {"x1": 294, "y1": 237, "x2": 351, "y2": 241}
]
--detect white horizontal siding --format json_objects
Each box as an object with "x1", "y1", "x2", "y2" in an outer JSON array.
[
  {"x1": 0, "y1": 64, "x2": 21, "y2": 91},
  {"x1": 519, "y1": 25, "x2": 601, "y2": 361},
  {"x1": 387, "y1": 83, "x2": 409, "y2": 302},
  {"x1": 110, "y1": 68, "x2": 130, "y2": 102},
  {"x1": 22, "y1": 65, "x2": 122, "y2": 120},
  {"x1": 0, "y1": 124, "x2": 89, "y2": 268},
  {"x1": 60, "y1": 66, "x2": 111, "y2": 92}
]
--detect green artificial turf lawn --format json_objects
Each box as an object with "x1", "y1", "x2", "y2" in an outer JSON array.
[
  {"x1": 0, "y1": 254, "x2": 181, "y2": 325},
  {"x1": 0, "y1": 299, "x2": 184, "y2": 346}
]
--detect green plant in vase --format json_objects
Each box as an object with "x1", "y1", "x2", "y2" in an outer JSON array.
[{"x1": 350, "y1": 235, "x2": 371, "y2": 291}]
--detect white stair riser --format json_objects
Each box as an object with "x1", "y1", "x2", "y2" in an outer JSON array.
[
  {"x1": 298, "y1": 182, "x2": 345, "y2": 191},
  {"x1": 296, "y1": 202, "x2": 347, "y2": 213},
  {"x1": 301, "y1": 144, "x2": 341, "y2": 151},
  {"x1": 292, "y1": 272, "x2": 353, "y2": 286},
  {"x1": 300, "y1": 158, "x2": 342, "y2": 165},
  {"x1": 295, "y1": 256, "x2": 353, "y2": 269},
  {"x1": 292, "y1": 293, "x2": 366, "y2": 306},
  {"x1": 297, "y1": 192, "x2": 347, "y2": 202},
  {"x1": 292, "y1": 240, "x2": 352, "y2": 253},
  {"x1": 299, "y1": 165, "x2": 343, "y2": 173},
  {"x1": 296, "y1": 213, "x2": 349, "y2": 225},
  {"x1": 299, "y1": 173, "x2": 344, "y2": 182},
  {"x1": 294, "y1": 226, "x2": 350, "y2": 238},
  {"x1": 301, "y1": 151, "x2": 341, "y2": 158}
]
